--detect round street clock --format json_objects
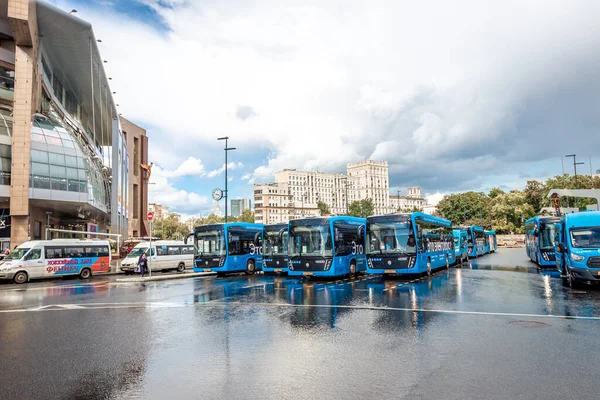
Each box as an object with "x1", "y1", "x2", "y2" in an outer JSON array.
[{"x1": 212, "y1": 188, "x2": 223, "y2": 201}]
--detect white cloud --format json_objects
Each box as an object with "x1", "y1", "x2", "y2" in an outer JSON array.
[
  {"x1": 161, "y1": 157, "x2": 205, "y2": 178},
  {"x1": 241, "y1": 173, "x2": 251, "y2": 181},
  {"x1": 149, "y1": 163, "x2": 210, "y2": 213},
  {"x1": 206, "y1": 162, "x2": 244, "y2": 178},
  {"x1": 425, "y1": 193, "x2": 446, "y2": 207},
  {"x1": 61, "y1": 0, "x2": 600, "y2": 194}
]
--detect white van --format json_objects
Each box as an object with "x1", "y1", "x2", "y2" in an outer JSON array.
[
  {"x1": 120, "y1": 240, "x2": 194, "y2": 274},
  {"x1": 0, "y1": 239, "x2": 111, "y2": 284}
]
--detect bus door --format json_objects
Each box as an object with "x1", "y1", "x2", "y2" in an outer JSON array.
[{"x1": 23, "y1": 247, "x2": 44, "y2": 278}]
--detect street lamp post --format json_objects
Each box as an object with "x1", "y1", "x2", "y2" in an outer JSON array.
[
  {"x1": 217, "y1": 137, "x2": 236, "y2": 223},
  {"x1": 565, "y1": 154, "x2": 585, "y2": 209}
]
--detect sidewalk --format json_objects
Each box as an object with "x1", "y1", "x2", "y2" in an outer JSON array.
[{"x1": 115, "y1": 271, "x2": 216, "y2": 283}]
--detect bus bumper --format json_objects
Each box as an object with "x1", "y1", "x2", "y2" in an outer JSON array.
[
  {"x1": 569, "y1": 267, "x2": 600, "y2": 283},
  {"x1": 0, "y1": 270, "x2": 16, "y2": 280},
  {"x1": 263, "y1": 267, "x2": 288, "y2": 274},
  {"x1": 287, "y1": 270, "x2": 338, "y2": 278},
  {"x1": 366, "y1": 267, "x2": 420, "y2": 276}
]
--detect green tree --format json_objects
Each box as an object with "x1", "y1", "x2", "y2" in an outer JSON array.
[
  {"x1": 436, "y1": 191, "x2": 490, "y2": 225},
  {"x1": 238, "y1": 209, "x2": 255, "y2": 223},
  {"x1": 348, "y1": 199, "x2": 374, "y2": 218},
  {"x1": 488, "y1": 188, "x2": 505, "y2": 199},
  {"x1": 523, "y1": 180, "x2": 545, "y2": 213},
  {"x1": 154, "y1": 213, "x2": 189, "y2": 240},
  {"x1": 489, "y1": 190, "x2": 535, "y2": 234},
  {"x1": 317, "y1": 200, "x2": 330, "y2": 216}
]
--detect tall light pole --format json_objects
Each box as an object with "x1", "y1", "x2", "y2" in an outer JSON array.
[
  {"x1": 218, "y1": 137, "x2": 236, "y2": 223},
  {"x1": 565, "y1": 154, "x2": 585, "y2": 209}
]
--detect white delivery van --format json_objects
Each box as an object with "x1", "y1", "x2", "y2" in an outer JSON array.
[{"x1": 120, "y1": 240, "x2": 194, "y2": 274}]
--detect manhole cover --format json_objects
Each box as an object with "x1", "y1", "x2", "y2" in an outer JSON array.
[{"x1": 506, "y1": 320, "x2": 550, "y2": 328}]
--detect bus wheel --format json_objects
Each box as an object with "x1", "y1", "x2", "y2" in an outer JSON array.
[
  {"x1": 350, "y1": 261, "x2": 357, "y2": 277},
  {"x1": 426, "y1": 259, "x2": 432, "y2": 277},
  {"x1": 80, "y1": 268, "x2": 92, "y2": 280},
  {"x1": 245, "y1": 260, "x2": 256, "y2": 275},
  {"x1": 177, "y1": 263, "x2": 185, "y2": 273},
  {"x1": 13, "y1": 271, "x2": 28, "y2": 284}
]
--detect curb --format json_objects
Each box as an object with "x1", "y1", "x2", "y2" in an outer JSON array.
[
  {"x1": 95, "y1": 271, "x2": 125, "y2": 276},
  {"x1": 115, "y1": 272, "x2": 216, "y2": 283}
]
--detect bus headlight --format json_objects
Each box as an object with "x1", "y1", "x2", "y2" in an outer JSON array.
[
  {"x1": 367, "y1": 258, "x2": 373, "y2": 269},
  {"x1": 219, "y1": 257, "x2": 225, "y2": 267},
  {"x1": 408, "y1": 257, "x2": 415, "y2": 269},
  {"x1": 570, "y1": 253, "x2": 584, "y2": 262},
  {"x1": 324, "y1": 259, "x2": 331, "y2": 270},
  {"x1": 541, "y1": 252, "x2": 549, "y2": 261}
]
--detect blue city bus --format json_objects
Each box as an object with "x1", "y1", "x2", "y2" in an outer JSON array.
[
  {"x1": 484, "y1": 230, "x2": 497, "y2": 254},
  {"x1": 287, "y1": 216, "x2": 366, "y2": 278},
  {"x1": 193, "y1": 223, "x2": 264, "y2": 275},
  {"x1": 366, "y1": 213, "x2": 454, "y2": 277},
  {"x1": 555, "y1": 211, "x2": 600, "y2": 287},
  {"x1": 453, "y1": 229, "x2": 469, "y2": 265},
  {"x1": 263, "y1": 224, "x2": 288, "y2": 274},
  {"x1": 463, "y1": 226, "x2": 485, "y2": 258},
  {"x1": 524, "y1": 216, "x2": 560, "y2": 267}
]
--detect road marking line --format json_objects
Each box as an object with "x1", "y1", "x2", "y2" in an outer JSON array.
[
  {"x1": 193, "y1": 302, "x2": 600, "y2": 321},
  {"x1": 3, "y1": 300, "x2": 600, "y2": 321}
]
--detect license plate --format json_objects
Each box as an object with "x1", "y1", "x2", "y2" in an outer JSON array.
[
  {"x1": 274, "y1": 269, "x2": 282, "y2": 272},
  {"x1": 384, "y1": 270, "x2": 396, "y2": 274},
  {"x1": 203, "y1": 268, "x2": 211, "y2": 272},
  {"x1": 303, "y1": 272, "x2": 313, "y2": 276}
]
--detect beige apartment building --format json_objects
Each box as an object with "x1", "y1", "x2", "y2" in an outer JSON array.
[
  {"x1": 0, "y1": 1, "x2": 136, "y2": 248},
  {"x1": 148, "y1": 203, "x2": 169, "y2": 220},
  {"x1": 253, "y1": 182, "x2": 319, "y2": 224},
  {"x1": 275, "y1": 169, "x2": 347, "y2": 215},
  {"x1": 347, "y1": 160, "x2": 390, "y2": 215},
  {"x1": 389, "y1": 187, "x2": 424, "y2": 212},
  {"x1": 254, "y1": 160, "x2": 418, "y2": 223}
]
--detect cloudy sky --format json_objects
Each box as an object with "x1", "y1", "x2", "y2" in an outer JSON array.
[{"x1": 53, "y1": 0, "x2": 600, "y2": 216}]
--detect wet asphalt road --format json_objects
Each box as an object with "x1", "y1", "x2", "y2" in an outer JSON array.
[{"x1": 2, "y1": 248, "x2": 600, "y2": 400}]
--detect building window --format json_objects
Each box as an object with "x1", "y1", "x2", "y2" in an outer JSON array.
[
  {"x1": 34, "y1": 221, "x2": 42, "y2": 240},
  {"x1": 133, "y1": 137, "x2": 139, "y2": 176},
  {"x1": 0, "y1": 66, "x2": 14, "y2": 100},
  {"x1": 133, "y1": 184, "x2": 139, "y2": 218}
]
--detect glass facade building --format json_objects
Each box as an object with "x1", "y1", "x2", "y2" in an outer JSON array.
[{"x1": 0, "y1": 1, "x2": 134, "y2": 247}]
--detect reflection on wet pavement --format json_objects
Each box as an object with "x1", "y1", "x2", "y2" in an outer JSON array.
[{"x1": 2, "y1": 249, "x2": 600, "y2": 399}]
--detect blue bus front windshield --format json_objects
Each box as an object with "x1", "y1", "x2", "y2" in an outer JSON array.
[
  {"x1": 570, "y1": 228, "x2": 600, "y2": 248},
  {"x1": 195, "y1": 226, "x2": 226, "y2": 257},
  {"x1": 265, "y1": 228, "x2": 287, "y2": 256},
  {"x1": 539, "y1": 223, "x2": 557, "y2": 250},
  {"x1": 289, "y1": 223, "x2": 332, "y2": 257},
  {"x1": 366, "y1": 220, "x2": 416, "y2": 255}
]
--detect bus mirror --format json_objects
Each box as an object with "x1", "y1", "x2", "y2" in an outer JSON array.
[{"x1": 557, "y1": 243, "x2": 565, "y2": 253}]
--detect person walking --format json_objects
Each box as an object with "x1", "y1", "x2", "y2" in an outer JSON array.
[{"x1": 138, "y1": 252, "x2": 148, "y2": 277}]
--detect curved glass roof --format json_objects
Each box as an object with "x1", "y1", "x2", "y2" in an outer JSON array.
[{"x1": 29, "y1": 115, "x2": 110, "y2": 212}]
